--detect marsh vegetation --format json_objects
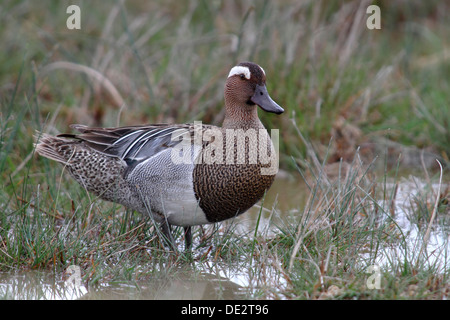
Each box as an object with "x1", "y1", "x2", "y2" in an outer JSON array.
[{"x1": 0, "y1": 0, "x2": 449, "y2": 299}]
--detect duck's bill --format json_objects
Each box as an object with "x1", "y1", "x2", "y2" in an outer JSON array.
[{"x1": 251, "y1": 84, "x2": 284, "y2": 114}]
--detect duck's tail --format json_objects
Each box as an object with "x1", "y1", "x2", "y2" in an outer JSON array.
[{"x1": 34, "y1": 133, "x2": 78, "y2": 166}]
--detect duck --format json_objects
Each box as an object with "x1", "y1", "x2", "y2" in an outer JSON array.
[{"x1": 35, "y1": 61, "x2": 284, "y2": 250}]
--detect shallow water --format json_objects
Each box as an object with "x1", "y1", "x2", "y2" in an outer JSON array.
[
  {"x1": 363, "y1": 178, "x2": 450, "y2": 271},
  {"x1": 0, "y1": 268, "x2": 243, "y2": 300},
  {"x1": 1, "y1": 174, "x2": 448, "y2": 300}
]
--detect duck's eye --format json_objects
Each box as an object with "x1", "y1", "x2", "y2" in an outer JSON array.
[{"x1": 240, "y1": 74, "x2": 246, "y2": 80}]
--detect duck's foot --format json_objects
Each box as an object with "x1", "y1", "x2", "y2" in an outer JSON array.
[
  {"x1": 160, "y1": 221, "x2": 176, "y2": 251},
  {"x1": 184, "y1": 226, "x2": 192, "y2": 251},
  {"x1": 160, "y1": 222, "x2": 192, "y2": 252}
]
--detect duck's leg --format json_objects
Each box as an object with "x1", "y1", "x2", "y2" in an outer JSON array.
[
  {"x1": 184, "y1": 226, "x2": 192, "y2": 250},
  {"x1": 160, "y1": 220, "x2": 176, "y2": 250}
]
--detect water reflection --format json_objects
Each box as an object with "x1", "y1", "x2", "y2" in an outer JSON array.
[
  {"x1": 0, "y1": 267, "x2": 245, "y2": 300},
  {"x1": 0, "y1": 270, "x2": 87, "y2": 300},
  {"x1": 83, "y1": 271, "x2": 244, "y2": 300}
]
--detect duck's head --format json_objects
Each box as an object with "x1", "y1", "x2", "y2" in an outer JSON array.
[{"x1": 225, "y1": 62, "x2": 284, "y2": 115}]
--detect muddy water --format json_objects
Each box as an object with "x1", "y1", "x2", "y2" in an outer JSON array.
[{"x1": 1, "y1": 174, "x2": 448, "y2": 300}]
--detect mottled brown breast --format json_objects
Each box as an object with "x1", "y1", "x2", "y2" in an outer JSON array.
[
  {"x1": 193, "y1": 163, "x2": 275, "y2": 222},
  {"x1": 192, "y1": 128, "x2": 276, "y2": 223}
]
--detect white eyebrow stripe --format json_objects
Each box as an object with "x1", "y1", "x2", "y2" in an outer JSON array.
[
  {"x1": 228, "y1": 66, "x2": 251, "y2": 79},
  {"x1": 259, "y1": 66, "x2": 265, "y2": 76}
]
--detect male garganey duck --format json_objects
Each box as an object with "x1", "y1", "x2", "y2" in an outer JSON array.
[{"x1": 36, "y1": 62, "x2": 284, "y2": 250}]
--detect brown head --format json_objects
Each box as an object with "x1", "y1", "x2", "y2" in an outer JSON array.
[{"x1": 223, "y1": 62, "x2": 284, "y2": 128}]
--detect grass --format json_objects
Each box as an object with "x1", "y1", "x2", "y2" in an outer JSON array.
[{"x1": 1, "y1": 1, "x2": 449, "y2": 299}]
